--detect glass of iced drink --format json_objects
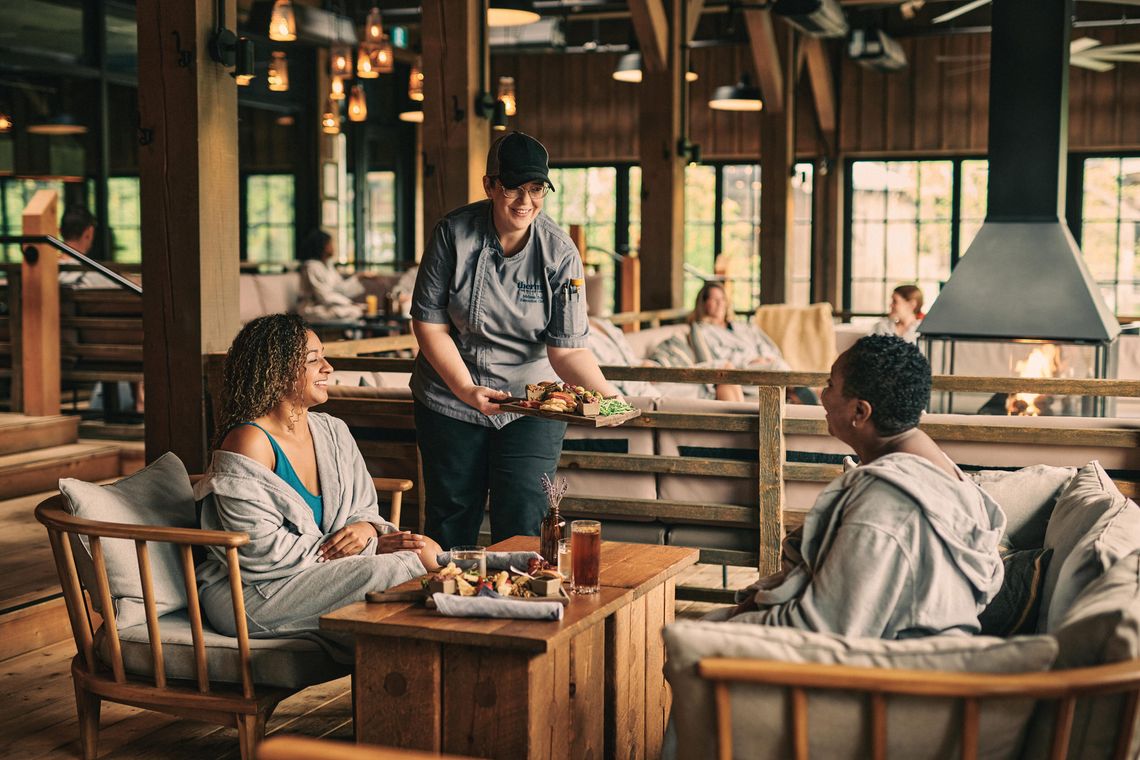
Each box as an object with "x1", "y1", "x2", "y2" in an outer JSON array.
[{"x1": 570, "y1": 520, "x2": 601, "y2": 594}]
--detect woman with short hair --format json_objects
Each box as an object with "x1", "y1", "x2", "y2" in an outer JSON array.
[
  {"x1": 726, "y1": 335, "x2": 1006, "y2": 638},
  {"x1": 194, "y1": 314, "x2": 441, "y2": 660},
  {"x1": 872, "y1": 284, "x2": 925, "y2": 343}
]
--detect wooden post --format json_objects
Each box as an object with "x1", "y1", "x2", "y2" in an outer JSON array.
[
  {"x1": 421, "y1": 0, "x2": 489, "y2": 242},
  {"x1": 136, "y1": 0, "x2": 240, "y2": 470},
  {"x1": 635, "y1": 0, "x2": 684, "y2": 311},
  {"x1": 568, "y1": 224, "x2": 587, "y2": 264},
  {"x1": 757, "y1": 385, "x2": 785, "y2": 576},
  {"x1": 620, "y1": 255, "x2": 642, "y2": 330},
  {"x1": 20, "y1": 190, "x2": 60, "y2": 417},
  {"x1": 812, "y1": 159, "x2": 844, "y2": 309},
  {"x1": 758, "y1": 20, "x2": 796, "y2": 306}
]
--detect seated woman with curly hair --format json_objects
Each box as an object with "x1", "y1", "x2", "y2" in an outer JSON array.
[
  {"x1": 194, "y1": 314, "x2": 441, "y2": 660},
  {"x1": 722, "y1": 335, "x2": 1006, "y2": 638}
]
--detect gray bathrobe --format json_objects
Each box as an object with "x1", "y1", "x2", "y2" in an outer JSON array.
[
  {"x1": 194, "y1": 412, "x2": 425, "y2": 661},
  {"x1": 731, "y1": 452, "x2": 1007, "y2": 638}
]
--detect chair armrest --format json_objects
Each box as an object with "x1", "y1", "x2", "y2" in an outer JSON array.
[
  {"x1": 35, "y1": 505, "x2": 248, "y2": 548},
  {"x1": 372, "y1": 477, "x2": 414, "y2": 494}
]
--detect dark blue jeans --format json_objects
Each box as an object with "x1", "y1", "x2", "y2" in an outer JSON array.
[{"x1": 414, "y1": 401, "x2": 567, "y2": 549}]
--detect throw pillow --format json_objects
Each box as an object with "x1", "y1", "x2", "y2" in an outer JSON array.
[
  {"x1": 1020, "y1": 552, "x2": 1140, "y2": 759},
  {"x1": 978, "y1": 548, "x2": 1052, "y2": 636},
  {"x1": 971, "y1": 465, "x2": 1074, "y2": 549},
  {"x1": 663, "y1": 621, "x2": 1057, "y2": 760},
  {"x1": 59, "y1": 452, "x2": 196, "y2": 629},
  {"x1": 1039, "y1": 461, "x2": 1140, "y2": 631}
]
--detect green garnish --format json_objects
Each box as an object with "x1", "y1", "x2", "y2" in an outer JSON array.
[{"x1": 599, "y1": 398, "x2": 636, "y2": 416}]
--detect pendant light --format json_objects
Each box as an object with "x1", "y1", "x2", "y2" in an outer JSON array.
[
  {"x1": 491, "y1": 100, "x2": 509, "y2": 131},
  {"x1": 371, "y1": 37, "x2": 394, "y2": 74},
  {"x1": 365, "y1": 7, "x2": 384, "y2": 43},
  {"x1": 267, "y1": 51, "x2": 290, "y2": 92},
  {"x1": 331, "y1": 45, "x2": 353, "y2": 79},
  {"x1": 497, "y1": 76, "x2": 517, "y2": 116},
  {"x1": 356, "y1": 44, "x2": 377, "y2": 78},
  {"x1": 27, "y1": 113, "x2": 88, "y2": 135},
  {"x1": 268, "y1": 0, "x2": 297, "y2": 42},
  {"x1": 330, "y1": 76, "x2": 346, "y2": 101},
  {"x1": 408, "y1": 60, "x2": 424, "y2": 101},
  {"x1": 708, "y1": 73, "x2": 762, "y2": 111},
  {"x1": 399, "y1": 101, "x2": 424, "y2": 123},
  {"x1": 233, "y1": 37, "x2": 256, "y2": 86},
  {"x1": 612, "y1": 51, "x2": 698, "y2": 83},
  {"x1": 348, "y1": 84, "x2": 368, "y2": 122},
  {"x1": 0, "y1": 112, "x2": 11, "y2": 133},
  {"x1": 488, "y1": 0, "x2": 540, "y2": 27},
  {"x1": 321, "y1": 99, "x2": 341, "y2": 135}
]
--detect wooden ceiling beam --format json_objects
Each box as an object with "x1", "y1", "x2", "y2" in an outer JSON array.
[
  {"x1": 629, "y1": 0, "x2": 669, "y2": 72},
  {"x1": 743, "y1": 9, "x2": 784, "y2": 113},
  {"x1": 802, "y1": 36, "x2": 837, "y2": 143},
  {"x1": 687, "y1": 0, "x2": 705, "y2": 44}
]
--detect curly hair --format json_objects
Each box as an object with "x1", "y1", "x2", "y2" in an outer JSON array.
[
  {"x1": 841, "y1": 334, "x2": 931, "y2": 436},
  {"x1": 213, "y1": 314, "x2": 311, "y2": 450}
]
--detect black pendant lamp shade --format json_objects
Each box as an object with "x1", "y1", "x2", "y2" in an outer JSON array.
[
  {"x1": 612, "y1": 50, "x2": 698, "y2": 83},
  {"x1": 709, "y1": 73, "x2": 763, "y2": 111}
]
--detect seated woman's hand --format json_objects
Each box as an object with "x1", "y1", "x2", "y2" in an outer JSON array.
[
  {"x1": 318, "y1": 522, "x2": 378, "y2": 562},
  {"x1": 376, "y1": 530, "x2": 427, "y2": 555}
]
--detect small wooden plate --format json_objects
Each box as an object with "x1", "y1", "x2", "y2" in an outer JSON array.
[{"x1": 500, "y1": 403, "x2": 642, "y2": 428}]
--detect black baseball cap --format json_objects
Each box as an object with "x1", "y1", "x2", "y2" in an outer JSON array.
[{"x1": 486, "y1": 131, "x2": 556, "y2": 192}]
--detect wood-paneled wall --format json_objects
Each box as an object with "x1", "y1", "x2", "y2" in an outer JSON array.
[{"x1": 494, "y1": 26, "x2": 1140, "y2": 164}]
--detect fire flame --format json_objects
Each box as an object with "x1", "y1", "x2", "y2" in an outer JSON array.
[{"x1": 1006, "y1": 345, "x2": 1060, "y2": 416}]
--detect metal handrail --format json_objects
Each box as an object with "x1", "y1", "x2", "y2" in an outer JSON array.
[{"x1": 0, "y1": 234, "x2": 142, "y2": 295}]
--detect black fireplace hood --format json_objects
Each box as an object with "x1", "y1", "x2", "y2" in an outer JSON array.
[{"x1": 917, "y1": 0, "x2": 1120, "y2": 345}]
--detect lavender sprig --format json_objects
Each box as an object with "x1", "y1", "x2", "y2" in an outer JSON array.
[{"x1": 540, "y1": 473, "x2": 568, "y2": 510}]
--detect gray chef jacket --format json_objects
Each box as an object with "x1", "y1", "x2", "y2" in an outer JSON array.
[{"x1": 410, "y1": 199, "x2": 589, "y2": 429}]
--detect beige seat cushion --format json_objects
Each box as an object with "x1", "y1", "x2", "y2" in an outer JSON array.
[
  {"x1": 238, "y1": 274, "x2": 263, "y2": 324},
  {"x1": 623, "y1": 324, "x2": 690, "y2": 361},
  {"x1": 100, "y1": 611, "x2": 349, "y2": 690},
  {"x1": 664, "y1": 621, "x2": 1057, "y2": 760},
  {"x1": 254, "y1": 272, "x2": 302, "y2": 315},
  {"x1": 751, "y1": 302, "x2": 838, "y2": 372}
]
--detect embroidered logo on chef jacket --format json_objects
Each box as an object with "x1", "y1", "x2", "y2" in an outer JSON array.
[{"x1": 516, "y1": 280, "x2": 545, "y2": 304}]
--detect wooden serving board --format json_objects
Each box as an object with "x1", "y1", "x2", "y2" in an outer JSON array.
[
  {"x1": 425, "y1": 585, "x2": 571, "y2": 608},
  {"x1": 366, "y1": 584, "x2": 572, "y2": 606},
  {"x1": 500, "y1": 402, "x2": 642, "y2": 428}
]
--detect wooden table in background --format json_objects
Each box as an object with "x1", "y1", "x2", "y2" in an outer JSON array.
[{"x1": 320, "y1": 539, "x2": 698, "y2": 760}]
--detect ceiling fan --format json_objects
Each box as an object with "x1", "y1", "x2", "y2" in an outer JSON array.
[
  {"x1": 933, "y1": 0, "x2": 1140, "y2": 25},
  {"x1": 938, "y1": 37, "x2": 1140, "y2": 74}
]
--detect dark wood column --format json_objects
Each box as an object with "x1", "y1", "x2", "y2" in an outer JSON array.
[
  {"x1": 634, "y1": 0, "x2": 684, "y2": 310},
  {"x1": 421, "y1": 0, "x2": 490, "y2": 239},
  {"x1": 755, "y1": 16, "x2": 796, "y2": 306},
  {"x1": 137, "y1": 0, "x2": 240, "y2": 470}
]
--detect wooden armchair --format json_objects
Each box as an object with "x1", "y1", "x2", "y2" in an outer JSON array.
[
  {"x1": 698, "y1": 657, "x2": 1140, "y2": 760},
  {"x1": 36, "y1": 477, "x2": 416, "y2": 760}
]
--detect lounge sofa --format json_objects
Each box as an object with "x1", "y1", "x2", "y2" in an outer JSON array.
[{"x1": 663, "y1": 461, "x2": 1140, "y2": 759}]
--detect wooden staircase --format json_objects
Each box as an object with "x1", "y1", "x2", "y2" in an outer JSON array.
[{"x1": 0, "y1": 413, "x2": 133, "y2": 660}]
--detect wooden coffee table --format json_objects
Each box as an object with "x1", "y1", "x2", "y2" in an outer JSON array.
[{"x1": 320, "y1": 538, "x2": 698, "y2": 760}]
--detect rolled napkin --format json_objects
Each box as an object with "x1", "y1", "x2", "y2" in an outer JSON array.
[
  {"x1": 434, "y1": 550, "x2": 541, "y2": 572},
  {"x1": 432, "y1": 588, "x2": 563, "y2": 621}
]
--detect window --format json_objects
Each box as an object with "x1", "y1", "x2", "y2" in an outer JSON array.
[
  {"x1": 106, "y1": 177, "x2": 141, "y2": 263},
  {"x1": 545, "y1": 167, "x2": 618, "y2": 315},
  {"x1": 245, "y1": 174, "x2": 295, "y2": 265},
  {"x1": 959, "y1": 160, "x2": 988, "y2": 257},
  {"x1": 791, "y1": 164, "x2": 814, "y2": 306},
  {"x1": 687, "y1": 164, "x2": 721, "y2": 309},
  {"x1": 849, "y1": 160, "x2": 953, "y2": 315},
  {"x1": 1082, "y1": 156, "x2": 1140, "y2": 315},
  {"x1": 361, "y1": 170, "x2": 396, "y2": 267}
]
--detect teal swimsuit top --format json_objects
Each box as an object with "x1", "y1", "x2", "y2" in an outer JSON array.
[{"x1": 239, "y1": 422, "x2": 323, "y2": 527}]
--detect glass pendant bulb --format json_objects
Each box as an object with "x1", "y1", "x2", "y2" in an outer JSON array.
[
  {"x1": 331, "y1": 45, "x2": 353, "y2": 79},
  {"x1": 330, "y1": 76, "x2": 345, "y2": 100},
  {"x1": 0, "y1": 112, "x2": 12, "y2": 133},
  {"x1": 356, "y1": 44, "x2": 377, "y2": 79},
  {"x1": 268, "y1": 0, "x2": 297, "y2": 42},
  {"x1": 321, "y1": 99, "x2": 340, "y2": 135},
  {"x1": 365, "y1": 7, "x2": 384, "y2": 43},
  {"x1": 371, "y1": 38, "x2": 394, "y2": 74},
  {"x1": 267, "y1": 51, "x2": 290, "y2": 92},
  {"x1": 408, "y1": 60, "x2": 424, "y2": 101},
  {"x1": 497, "y1": 76, "x2": 517, "y2": 116},
  {"x1": 348, "y1": 84, "x2": 368, "y2": 122}
]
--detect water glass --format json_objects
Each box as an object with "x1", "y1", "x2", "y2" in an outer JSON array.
[
  {"x1": 571, "y1": 520, "x2": 601, "y2": 595},
  {"x1": 450, "y1": 545, "x2": 487, "y2": 577},
  {"x1": 557, "y1": 538, "x2": 573, "y2": 584}
]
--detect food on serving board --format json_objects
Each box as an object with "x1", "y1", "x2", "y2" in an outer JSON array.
[{"x1": 523, "y1": 382, "x2": 610, "y2": 416}]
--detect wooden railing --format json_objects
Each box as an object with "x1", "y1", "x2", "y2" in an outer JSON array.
[{"x1": 204, "y1": 353, "x2": 1140, "y2": 601}]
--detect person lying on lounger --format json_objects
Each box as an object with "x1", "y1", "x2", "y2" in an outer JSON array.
[{"x1": 722, "y1": 335, "x2": 1006, "y2": 638}]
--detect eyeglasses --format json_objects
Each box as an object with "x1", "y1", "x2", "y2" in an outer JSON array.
[{"x1": 496, "y1": 181, "x2": 550, "y2": 201}]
